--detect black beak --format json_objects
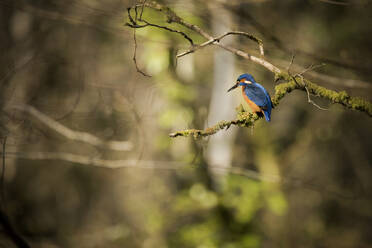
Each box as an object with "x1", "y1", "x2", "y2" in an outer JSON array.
[{"x1": 227, "y1": 83, "x2": 238, "y2": 92}]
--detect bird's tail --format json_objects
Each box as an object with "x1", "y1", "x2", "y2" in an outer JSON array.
[{"x1": 263, "y1": 110, "x2": 271, "y2": 122}]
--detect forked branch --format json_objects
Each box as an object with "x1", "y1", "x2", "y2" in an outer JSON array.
[{"x1": 126, "y1": 1, "x2": 372, "y2": 138}]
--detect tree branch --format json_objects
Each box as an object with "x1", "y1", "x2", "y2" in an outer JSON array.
[
  {"x1": 169, "y1": 76, "x2": 372, "y2": 138},
  {"x1": 128, "y1": 1, "x2": 278, "y2": 73},
  {"x1": 9, "y1": 105, "x2": 133, "y2": 151},
  {"x1": 125, "y1": 6, "x2": 194, "y2": 45},
  {"x1": 126, "y1": 1, "x2": 372, "y2": 138},
  {"x1": 3, "y1": 151, "x2": 353, "y2": 197},
  {"x1": 1, "y1": 151, "x2": 279, "y2": 182},
  {"x1": 176, "y1": 31, "x2": 264, "y2": 58},
  {"x1": 128, "y1": 3, "x2": 151, "y2": 77}
]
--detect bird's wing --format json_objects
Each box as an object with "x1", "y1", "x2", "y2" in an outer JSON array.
[{"x1": 244, "y1": 84, "x2": 270, "y2": 108}]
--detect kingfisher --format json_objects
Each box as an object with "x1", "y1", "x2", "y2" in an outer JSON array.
[{"x1": 227, "y1": 73, "x2": 274, "y2": 122}]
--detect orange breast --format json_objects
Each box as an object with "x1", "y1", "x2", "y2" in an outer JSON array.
[{"x1": 242, "y1": 86, "x2": 262, "y2": 113}]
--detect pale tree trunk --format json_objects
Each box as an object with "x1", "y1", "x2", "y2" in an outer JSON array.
[{"x1": 206, "y1": 2, "x2": 237, "y2": 175}]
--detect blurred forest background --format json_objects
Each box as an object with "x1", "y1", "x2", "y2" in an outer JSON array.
[{"x1": 0, "y1": 0, "x2": 372, "y2": 247}]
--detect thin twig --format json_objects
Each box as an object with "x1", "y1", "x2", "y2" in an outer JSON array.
[
  {"x1": 286, "y1": 57, "x2": 328, "y2": 110},
  {"x1": 132, "y1": 28, "x2": 151, "y2": 77},
  {"x1": 125, "y1": 1, "x2": 372, "y2": 138},
  {"x1": 129, "y1": 5, "x2": 151, "y2": 77},
  {"x1": 286, "y1": 54, "x2": 295, "y2": 74},
  {"x1": 292, "y1": 63, "x2": 329, "y2": 110},
  {"x1": 305, "y1": 86, "x2": 329, "y2": 111},
  {"x1": 139, "y1": 0, "x2": 146, "y2": 19},
  {"x1": 129, "y1": 2, "x2": 280, "y2": 73},
  {"x1": 297, "y1": 63, "x2": 326, "y2": 76},
  {"x1": 126, "y1": 3, "x2": 195, "y2": 75},
  {"x1": 273, "y1": 57, "x2": 372, "y2": 89},
  {"x1": 218, "y1": 31, "x2": 264, "y2": 55},
  {"x1": 176, "y1": 40, "x2": 214, "y2": 58},
  {"x1": 177, "y1": 31, "x2": 263, "y2": 58},
  {"x1": 141, "y1": 20, "x2": 194, "y2": 45},
  {"x1": 126, "y1": 8, "x2": 194, "y2": 45}
]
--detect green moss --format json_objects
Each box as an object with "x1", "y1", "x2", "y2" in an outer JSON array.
[
  {"x1": 338, "y1": 91, "x2": 349, "y2": 101},
  {"x1": 303, "y1": 79, "x2": 372, "y2": 115},
  {"x1": 274, "y1": 72, "x2": 291, "y2": 82},
  {"x1": 170, "y1": 73, "x2": 372, "y2": 138},
  {"x1": 272, "y1": 72, "x2": 372, "y2": 117},
  {"x1": 169, "y1": 108, "x2": 260, "y2": 138},
  {"x1": 272, "y1": 81, "x2": 297, "y2": 106},
  {"x1": 130, "y1": 2, "x2": 372, "y2": 139},
  {"x1": 349, "y1": 97, "x2": 372, "y2": 114}
]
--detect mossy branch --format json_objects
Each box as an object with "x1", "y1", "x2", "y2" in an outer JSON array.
[
  {"x1": 169, "y1": 110, "x2": 260, "y2": 138},
  {"x1": 126, "y1": 1, "x2": 372, "y2": 139},
  {"x1": 274, "y1": 72, "x2": 372, "y2": 116},
  {"x1": 169, "y1": 75, "x2": 372, "y2": 138},
  {"x1": 169, "y1": 80, "x2": 293, "y2": 138}
]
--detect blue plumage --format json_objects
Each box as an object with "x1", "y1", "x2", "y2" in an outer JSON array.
[
  {"x1": 228, "y1": 73, "x2": 273, "y2": 122},
  {"x1": 244, "y1": 85, "x2": 272, "y2": 121}
]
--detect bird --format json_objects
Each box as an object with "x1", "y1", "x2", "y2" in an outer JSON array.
[{"x1": 227, "y1": 73, "x2": 274, "y2": 122}]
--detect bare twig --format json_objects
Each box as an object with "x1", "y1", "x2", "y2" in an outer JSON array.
[
  {"x1": 126, "y1": 3, "x2": 196, "y2": 75},
  {"x1": 297, "y1": 63, "x2": 326, "y2": 77},
  {"x1": 305, "y1": 86, "x2": 328, "y2": 111},
  {"x1": 286, "y1": 54, "x2": 295, "y2": 74},
  {"x1": 169, "y1": 75, "x2": 372, "y2": 138},
  {"x1": 129, "y1": 5, "x2": 151, "y2": 77},
  {"x1": 10, "y1": 105, "x2": 133, "y2": 151},
  {"x1": 139, "y1": 0, "x2": 146, "y2": 19},
  {"x1": 177, "y1": 31, "x2": 263, "y2": 58},
  {"x1": 273, "y1": 57, "x2": 372, "y2": 89},
  {"x1": 140, "y1": 20, "x2": 194, "y2": 45},
  {"x1": 126, "y1": 1, "x2": 372, "y2": 138},
  {"x1": 126, "y1": 8, "x2": 194, "y2": 45},
  {"x1": 128, "y1": 2, "x2": 280, "y2": 73},
  {"x1": 132, "y1": 28, "x2": 151, "y2": 77},
  {"x1": 292, "y1": 63, "x2": 329, "y2": 110},
  {"x1": 217, "y1": 31, "x2": 264, "y2": 55}
]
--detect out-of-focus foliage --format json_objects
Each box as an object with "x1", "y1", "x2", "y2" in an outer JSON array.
[{"x1": 0, "y1": 0, "x2": 371, "y2": 248}]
